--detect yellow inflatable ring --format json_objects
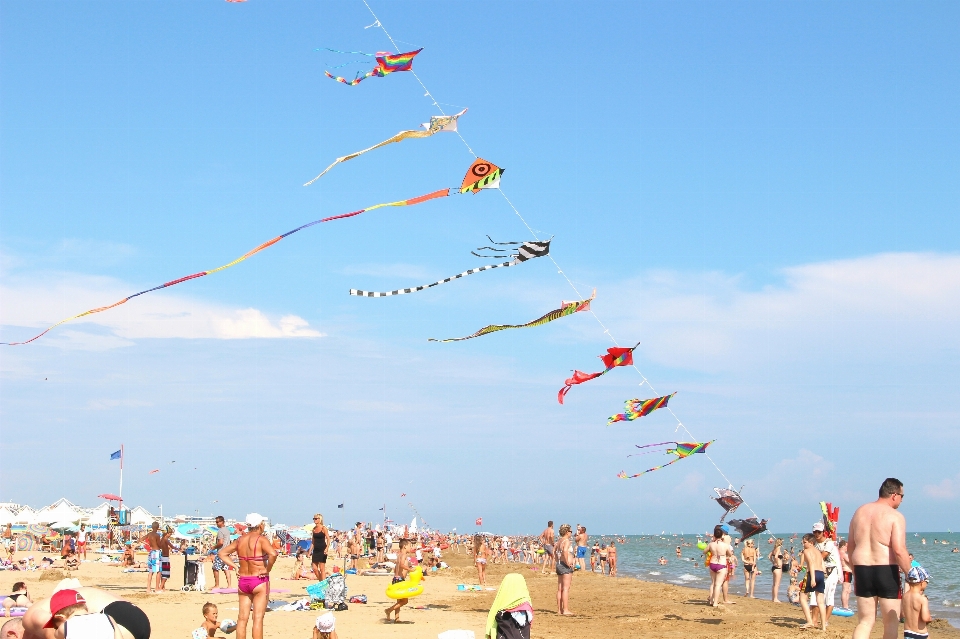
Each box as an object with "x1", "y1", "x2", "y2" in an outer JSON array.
[{"x1": 385, "y1": 566, "x2": 424, "y2": 600}]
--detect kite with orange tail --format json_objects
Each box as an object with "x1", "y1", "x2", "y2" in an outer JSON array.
[
  {"x1": 2, "y1": 159, "x2": 503, "y2": 346},
  {"x1": 617, "y1": 440, "x2": 713, "y2": 479},
  {"x1": 557, "y1": 343, "x2": 640, "y2": 404}
]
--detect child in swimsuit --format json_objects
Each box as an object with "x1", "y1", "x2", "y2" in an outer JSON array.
[
  {"x1": 313, "y1": 612, "x2": 338, "y2": 639},
  {"x1": 798, "y1": 533, "x2": 827, "y2": 630},
  {"x1": 195, "y1": 602, "x2": 219, "y2": 638},
  {"x1": 902, "y1": 566, "x2": 932, "y2": 639}
]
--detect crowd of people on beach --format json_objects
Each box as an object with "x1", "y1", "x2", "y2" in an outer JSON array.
[{"x1": 0, "y1": 478, "x2": 947, "y2": 638}]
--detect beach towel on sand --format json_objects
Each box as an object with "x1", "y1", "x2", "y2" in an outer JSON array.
[{"x1": 485, "y1": 573, "x2": 532, "y2": 639}]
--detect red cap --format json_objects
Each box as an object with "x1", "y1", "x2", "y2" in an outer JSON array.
[{"x1": 44, "y1": 589, "x2": 86, "y2": 628}]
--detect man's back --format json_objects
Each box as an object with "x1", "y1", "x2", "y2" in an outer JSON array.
[
  {"x1": 541, "y1": 527, "x2": 554, "y2": 545},
  {"x1": 849, "y1": 501, "x2": 904, "y2": 565}
]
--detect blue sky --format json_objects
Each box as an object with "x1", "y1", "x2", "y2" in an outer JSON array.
[{"x1": 1, "y1": 0, "x2": 958, "y2": 534}]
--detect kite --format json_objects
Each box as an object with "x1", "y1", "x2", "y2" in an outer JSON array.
[
  {"x1": 713, "y1": 486, "x2": 744, "y2": 522},
  {"x1": 349, "y1": 237, "x2": 550, "y2": 297},
  {"x1": 303, "y1": 109, "x2": 467, "y2": 186},
  {"x1": 728, "y1": 517, "x2": 769, "y2": 542},
  {"x1": 557, "y1": 343, "x2": 640, "y2": 404},
  {"x1": 460, "y1": 158, "x2": 503, "y2": 193},
  {"x1": 607, "y1": 393, "x2": 676, "y2": 424},
  {"x1": 324, "y1": 48, "x2": 422, "y2": 86},
  {"x1": 2, "y1": 161, "x2": 502, "y2": 346},
  {"x1": 149, "y1": 469, "x2": 160, "y2": 474},
  {"x1": 820, "y1": 501, "x2": 840, "y2": 539},
  {"x1": 428, "y1": 290, "x2": 595, "y2": 343},
  {"x1": 617, "y1": 440, "x2": 713, "y2": 479}
]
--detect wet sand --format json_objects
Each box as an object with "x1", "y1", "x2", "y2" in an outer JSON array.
[{"x1": 2, "y1": 551, "x2": 957, "y2": 638}]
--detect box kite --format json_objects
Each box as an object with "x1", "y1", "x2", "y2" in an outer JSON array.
[{"x1": 617, "y1": 440, "x2": 713, "y2": 479}]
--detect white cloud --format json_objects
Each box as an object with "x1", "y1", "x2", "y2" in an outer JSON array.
[
  {"x1": 751, "y1": 450, "x2": 834, "y2": 501},
  {"x1": 0, "y1": 272, "x2": 323, "y2": 347},
  {"x1": 600, "y1": 252, "x2": 960, "y2": 374},
  {"x1": 923, "y1": 473, "x2": 960, "y2": 500}
]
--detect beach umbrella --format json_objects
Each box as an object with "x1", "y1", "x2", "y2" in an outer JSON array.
[
  {"x1": 98, "y1": 494, "x2": 123, "y2": 502},
  {"x1": 26, "y1": 524, "x2": 52, "y2": 537},
  {"x1": 49, "y1": 521, "x2": 77, "y2": 531}
]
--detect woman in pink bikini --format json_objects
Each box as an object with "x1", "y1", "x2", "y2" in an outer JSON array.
[
  {"x1": 706, "y1": 525, "x2": 733, "y2": 607},
  {"x1": 218, "y1": 513, "x2": 277, "y2": 639}
]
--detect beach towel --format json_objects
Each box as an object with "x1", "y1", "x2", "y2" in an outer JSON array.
[{"x1": 485, "y1": 573, "x2": 532, "y2": 639}]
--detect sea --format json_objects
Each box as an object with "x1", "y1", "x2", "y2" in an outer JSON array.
[{"x1": 603, "y1": 532, "x2": 960, "y2": 628}]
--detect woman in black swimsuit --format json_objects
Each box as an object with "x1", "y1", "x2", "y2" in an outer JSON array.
[
  {"x1": 555, "y1": 524, "x2": 575, "y2": 616},
  {"x1": 2, "y1": 582, "x2": 31, "y2": 613},
  {"x1": 769, "y1": 538, "x2": 785, "y2": 602},
  {"x1": 310, "y1": 513, "x2": 330, "y2": 581}
]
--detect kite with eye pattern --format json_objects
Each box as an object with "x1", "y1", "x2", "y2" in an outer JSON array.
[
  {"x1": 429, "y1": 290, "x2": 594, "y2": 343},
  {"x1": 304, "y1": 109, "x2": 467, "y2": 185},
  {"x1": 349, "y1": 237, "x2": 551, "y2": 297}
]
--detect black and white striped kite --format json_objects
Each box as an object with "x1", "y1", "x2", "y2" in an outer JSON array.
[{"x1": 349, "y1": 237, "x2": 551, "y2": 298}]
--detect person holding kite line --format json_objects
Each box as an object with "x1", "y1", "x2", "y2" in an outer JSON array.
[{"x1": 707, "y1": 526, "x2": 734, "y2": 608}]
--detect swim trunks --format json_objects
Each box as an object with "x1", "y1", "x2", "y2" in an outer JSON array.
[
  {"x1": 843, "y1": 571, "x2": 853, "y2": 584},
  {"x1": 147, "y1": 550, "x2": 161, "y2": 573},
  {"x1": 103, "y1": 600, "x2": 151, "y2": 639},
  {"x1": 853, "y1": 565, "x2": 901, "y2": 599},
  {"x1": 804, "y1": 570, "x2": 825, "y2": 594},
  {"x1": 543, "y1": 544, "x2": 554, "y2": 557},
  {"x1": 904, "y1": 631, "x2": 929, "y2": 639},
  {"x1": 213, "y1": 555, "x2": 227, "y2": 572},
  {"x1": 392, "y1": 575, "x2": 404, "y2": 585},
  {"x1": 160, "y1": 556, "x2": 171, "y2": 579},
  {"x1": 576, "y1": 546, "x2": 587, "y2": 559}
]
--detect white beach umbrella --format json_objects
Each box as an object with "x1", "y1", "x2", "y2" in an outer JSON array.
[{"x1": 0, "y1": 507, "x2": 16, "y2": 526}]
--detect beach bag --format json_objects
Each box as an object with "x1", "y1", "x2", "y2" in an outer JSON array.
[
  {"x1": 324, "y1": 573, "x2": 347, "y2": 607},
  {"x1": 494, "y1": 610, "x2": 531, "y2": 639},
  {"x1": 306, "y1": 579, "x2": 329, "y2": 601}
]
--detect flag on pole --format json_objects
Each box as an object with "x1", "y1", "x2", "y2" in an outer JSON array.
[
  {"x1": 337, "y1": 504, "x2": 344, "y2": 509},
  {"x1": 110, "y1": 450, "x2": 122, "y2": 460},
  {"x1": 475, "y1": 517, "x2": 482, "y2": 526},
  {"x1": 400, "y1": 493, "x2": 406, "y2": 497}
]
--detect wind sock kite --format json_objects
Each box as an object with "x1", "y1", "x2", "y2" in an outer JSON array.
[
  {"x1": 429, "y1": 290, "x2": 595, "y2": 343},
  {"x1": 324, "y1": 48, "x2": 423, "y2": 86},
  {"x1": 713, "y1": 486, "x2": 745, "y2": 522},
  {"x1": 304, "y1": 109, "x2": 467, "y2": 185},
  {"x1": 617, "y1": 440, "x2": 713, "y2": 479},
  {"x1": 350, "y1": 236, "x2": 550, "y2": 297},
  {"x1": 557, "y1": 343, "x2": 640, "y2": 404},
  {"x1": 728, "y1": 517, "x2": 769, "y2": 542},
  {"x1": 2, "y1": 159, "x2": 504, "y2": 346},
  {"x1": 607, "y1": 393, "x2": 676, "y2": 424}
]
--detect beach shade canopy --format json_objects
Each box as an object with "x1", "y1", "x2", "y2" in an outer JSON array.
[
  {"x1": 49, "y1": 520, "x2": 77, "y2": 531},
  {"x1": 286, "y1": 528, "x2": 310, "y2": 540},
  {"x1": 98, "y1": 494, "x2": 123, "y2": 502},
  {"x1": 0, "y1": 507, "x2": 16, "y2": 526}
]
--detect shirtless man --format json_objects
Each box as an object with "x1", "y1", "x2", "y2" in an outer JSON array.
[
  {"x1": 799, "y1": 533, "x2": 827, "y2": 630},
  {"x1": 384, "y1": 539, "x2": 413, "y2": 623},
  {"x1": 839, "y1": 538, "x2": 853, "y2": 609},
  {"x1": 158, "y1": 527, "x2": 178, "y2": 591},
  {"x1": 539, "y1": 521, "x2": 555, "y2": 575},
  {"x1": 847, "y1": 477, "x2": 912, "y2": 639},
  {"x1": 141, "y1": 522, "x2": 163, "y2": 593},
  {"x1": 902, "y1": 566, "x2": 932, "y2": 639},
  {"x1": 574, "y1": 526, "x2": 588, "y2": 571}
]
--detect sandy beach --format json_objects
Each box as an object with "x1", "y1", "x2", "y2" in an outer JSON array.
[{"x1": 3, "y1": 550, "x2": 958, "y2": 638}]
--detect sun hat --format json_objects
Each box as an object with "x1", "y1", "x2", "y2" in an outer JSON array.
[
  {"x1": 245, "y1": 513, "x2": 266, "y2": 527},
  {"x1": 315, "y1": 612, "x2": 336, "y2": 632},
  {"x1": 812, "y1": 522, "x2": 825, "y2": 532},
  {"x1": 907, "y1": 565, "x2": 930, "y2": 583},
  {"x1": 44, "y1": 589, "x2": 86, "y2": 628}
]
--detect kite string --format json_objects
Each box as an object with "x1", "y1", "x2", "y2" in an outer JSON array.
[{"x1": 359, "y1": 1, "x2": 765, "y2": 528}]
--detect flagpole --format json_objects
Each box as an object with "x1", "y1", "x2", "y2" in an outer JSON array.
[{"x1": 119, "y1": 444, "x2": 124, "y2": 506}]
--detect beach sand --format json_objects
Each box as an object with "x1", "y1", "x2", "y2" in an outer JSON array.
[{"x1": 3, "y1": 551, "x2": 958, "y2": 638}]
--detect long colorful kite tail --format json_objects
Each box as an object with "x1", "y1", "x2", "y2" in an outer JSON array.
[
  {"x1": 303, "y1": 109, "x2": 466, "y2": 186},
  {"x1": 618, "y1": 440, "x2": 713, "y2": 478},
  {"x1": 1, "y1": 189, "x2": 454, "y2": 346},
  {"x1": 428, "y1": 289, "x2": 595, "y2": 343}
]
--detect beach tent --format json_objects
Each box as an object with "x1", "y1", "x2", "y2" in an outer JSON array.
[
  {"x1": 128, "y1": 506, "x2": 156, "y2": 526},
  {"x1": 82, "y1": 503, "x2": 112, "y2": 526},
  {"x1": 14, "y1": 507, "x2": 38, "y2": 525},
  {"x1": 410, "y1": 517, "x2": 417, "y2": 533},
  {"x1": 0, "y1": 507, "x2": 16, "y2": 526},
  {"x1": 35, "y1": 499, "x2": 82, "y2": 525}
]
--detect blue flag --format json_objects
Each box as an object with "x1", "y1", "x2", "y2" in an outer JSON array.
[{"x1": 110, "y1": 450, "x2": 121, "y2": 460}]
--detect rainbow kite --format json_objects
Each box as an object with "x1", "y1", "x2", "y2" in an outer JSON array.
[
  {"x1": 557, "y1": 343, "x2": 639, "y2": 404},
  {"x1": 607, "y1": 393, "x2": 676, "y2": 425},
  {"x1": 429, "y1": 290, "x2": 595, "y2": 343},
  {"x1": 617, "y1": 440, "x2": 713, "y2": 479},
  {"x1": 324, "y1": 49, "x2": 422, "y2": 86},
  {"x1": 2, "y1": 160, "x2": 504, "y2": 346}
]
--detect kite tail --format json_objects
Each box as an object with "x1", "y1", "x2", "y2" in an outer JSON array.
[
  {"x1": 349, "y1": 260, "x2": 516, "y2": 297},
  {"x1": 324, "y1": 69, "x2": 375, "y2": 86}
]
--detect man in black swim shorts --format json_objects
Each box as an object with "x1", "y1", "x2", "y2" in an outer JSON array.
[{"x1": 847, "y1": 478, "x2": 912, "y2": 639}]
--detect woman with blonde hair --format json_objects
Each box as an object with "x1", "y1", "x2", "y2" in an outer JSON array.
[
  {"x1": 218, "y1": 513, "x2": 277, "y2": 639},
  {"x1": 741, "y1": 538, "x2": 759, "y2": 598},
  {"x1": 555, "y1": 524, "x2": 575, "y2": 615},
  {"x1": 769, "y1": 537, "x2": 786, "y2": 602},
  {"x1": 309, "y1": 513, "x2": 330, "y2": 581}
]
